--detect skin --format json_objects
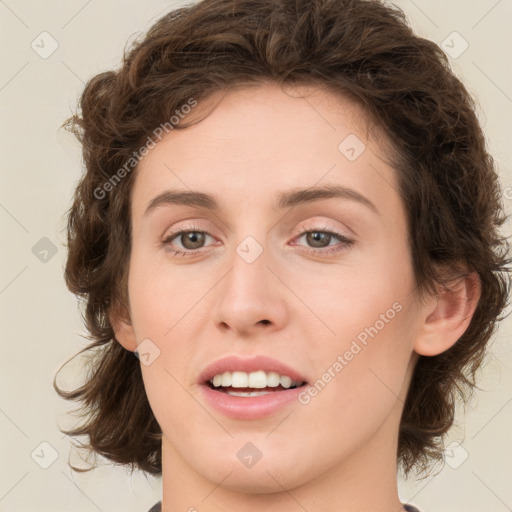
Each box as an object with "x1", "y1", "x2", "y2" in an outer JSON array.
[{"x1": 113, "y1": 82, "x2": 480, "y2": 512}]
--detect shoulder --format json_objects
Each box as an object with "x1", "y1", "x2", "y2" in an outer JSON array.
[
  {"x1": 147, "y1": 501, "x2": 161, "y2": 512},
  {"x1": 403, "y1": 505, "x2": 422, "y2": 512}
]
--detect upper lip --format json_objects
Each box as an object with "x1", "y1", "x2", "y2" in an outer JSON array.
[{"x1": 198, "y1": 355, "x2": 308, "y2": 385}]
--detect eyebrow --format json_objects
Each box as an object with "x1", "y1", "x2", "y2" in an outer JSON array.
[{"x1": 143, "y1": 184, "x2": 379, "y2": 217}]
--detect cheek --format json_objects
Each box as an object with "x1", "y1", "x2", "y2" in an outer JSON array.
[
  {"x1": 126, "y1": 248, "x2": 206, "y2": 339},
  {"x1": 293, "y1": 249, "x2": 413, "y2": 348},
  {"x1": 296, "y1": 246, "x2": 416, "y2": 412},
  {"x1": 125, "y1": 251, "x2": 206, "y2": 411},
  {"x1": 296, "y1": 303, "x2": 415, "y2": 460}
]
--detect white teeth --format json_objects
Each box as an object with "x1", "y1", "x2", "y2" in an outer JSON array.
[
  {"x1": 248, "y1": 370, "x2": 267, "y2": 388},
  {"x1": 231, "y1": 371, "x2": 248, "y2": 387},
  {"x1": 221, "y1": 371, "x2": 232, "y2": 387},
  {"x1": 209, "y1": 370, "x2": 303, "y2": 389},
  {"x1": 227, "y1": 390, "x2": 272, "y2": 397},
  {"x1": 266, "y1": 371, "x2": 280, "y2": 387},
  {"x1": 280, "y1": 375, "x2": 292, "y2": 388}
]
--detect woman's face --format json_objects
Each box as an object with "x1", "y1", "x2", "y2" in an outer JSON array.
[{"x1": 123, "y1": 83, "x2": 425, "y2": 493}]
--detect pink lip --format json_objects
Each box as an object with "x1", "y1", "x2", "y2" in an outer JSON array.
[
  {"x1": 197, "y1": 355, "x2": 308, "y2": 420},
  {"x1": 199, "y1": 383, "x2": 306, "y2": 420},
  {"x1": 197, "y1": 355, "x2": 308, "y2": 385}
]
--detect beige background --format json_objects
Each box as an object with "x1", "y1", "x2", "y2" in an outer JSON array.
[{"x1": 0, "y1": 1, "x2": 511, "y2": 511}]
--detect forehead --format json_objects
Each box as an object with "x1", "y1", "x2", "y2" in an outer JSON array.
[{"x1": 131, "y1": 82, "x2": 401, "y2": 219}]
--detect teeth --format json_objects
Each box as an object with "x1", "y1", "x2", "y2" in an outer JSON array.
[
  {"x1": 209, "y1": 370, "x2": 303, "y2": 389},
  {"x1": 248, "y1": 370, "x2": 266, "y2": 388},
  {"x1": 280, "y1": 375, "x2": 292, "y2": 388},
  {"x1": 266, "y1": 372, "x2": 280, "y2": 387},
  {"x1": 227, "y1": 390, "x2": 273, "y2": 397},
  {"x1": 232, "y1": 371, "x2": 249, "y2": 387},
  {"x1": 221, "y1": 371, "x2": 232, "y2": 386}
]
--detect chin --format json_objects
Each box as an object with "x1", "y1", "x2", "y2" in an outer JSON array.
[
  {"x1": 208, "y1": 468, "x2": 302, "y2": 495},
  {"x1": 196, "y1": 451, "x2": 311, "y2": 494}
]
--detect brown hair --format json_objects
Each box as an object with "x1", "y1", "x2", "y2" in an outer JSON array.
[{"x1": 54, "y1": 0, "x2": 511, "y2": 478}]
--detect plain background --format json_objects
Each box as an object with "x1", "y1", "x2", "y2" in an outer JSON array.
[{"x1": 0, "y1": 1, "x2": 511, "y2": 511}]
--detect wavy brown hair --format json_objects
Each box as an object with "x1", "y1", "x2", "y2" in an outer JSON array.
[{"x1": 54, "y1": 0, "x2": 511, "y2": 478}]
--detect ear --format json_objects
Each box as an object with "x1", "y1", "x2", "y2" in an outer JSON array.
[
  {"x1": 414, "y1": 271, "x2": 481, "y2": 356},
  {"x1": 109, "y1": 303, "x2": 138, "y2": 352}
]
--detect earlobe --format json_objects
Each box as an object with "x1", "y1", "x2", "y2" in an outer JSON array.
[
  {"x1": 414, "y1": 271, "x2": 481, "y2": 357},
  {"x1": 109, "y1": 306, "x2": 138, "y2": 352}
]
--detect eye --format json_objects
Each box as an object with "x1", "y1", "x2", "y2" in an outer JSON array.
[
  {"x1": 162, "y1": 225, "x2": 355, "y2": 257},
  {"x1": 162, "y1": 224, "x2": 215, "y2": 257},
  {"x1": 292, "y1": 227, "x2": 355, "y2": 255}
]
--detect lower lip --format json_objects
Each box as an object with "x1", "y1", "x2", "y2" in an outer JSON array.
[{"x1": 200, "y1": 384, "x2": 306, "y2": 420}]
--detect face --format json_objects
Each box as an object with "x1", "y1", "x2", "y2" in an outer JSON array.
[{"x1": 121, "y1": 83, "x2": 426, "y2": 493}]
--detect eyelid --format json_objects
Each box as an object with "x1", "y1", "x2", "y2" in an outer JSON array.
[
  {"x1": 163, "y1": 218, "x2": 353, "y2": 239},
  {"x1": 162, "y1": 221, "x2": 209, "y2": 239},
  {"x1": 162, "y1": 220, "x2": 355, "y2": 256},
  {"x1": 290, "y1": 219, "x2": 353, "y2": 239}
]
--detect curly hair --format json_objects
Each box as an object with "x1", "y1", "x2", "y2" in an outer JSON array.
[{"x1": 54, "y1": 0, "x2": 511, "y2": 479}]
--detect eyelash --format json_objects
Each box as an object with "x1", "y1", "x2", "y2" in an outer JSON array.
[{"x1": 162, "y1": 224, "x2": 355, "y2": 258}]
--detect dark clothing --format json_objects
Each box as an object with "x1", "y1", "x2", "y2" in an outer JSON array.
[{"x1": 147, "y1": 501, "x2": 421, "y2": 511}]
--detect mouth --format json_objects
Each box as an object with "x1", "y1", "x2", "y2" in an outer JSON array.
[
  {"x1": 204, "y1": 370, "x2": 307, "y2": 397},
  {"x1": 198, "y1": 355, "x2": 309, "y2": 419}
]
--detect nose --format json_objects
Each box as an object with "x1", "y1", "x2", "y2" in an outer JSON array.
[{"x1": 212, "y1": 238, "x2": 289, "y2": 338}]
